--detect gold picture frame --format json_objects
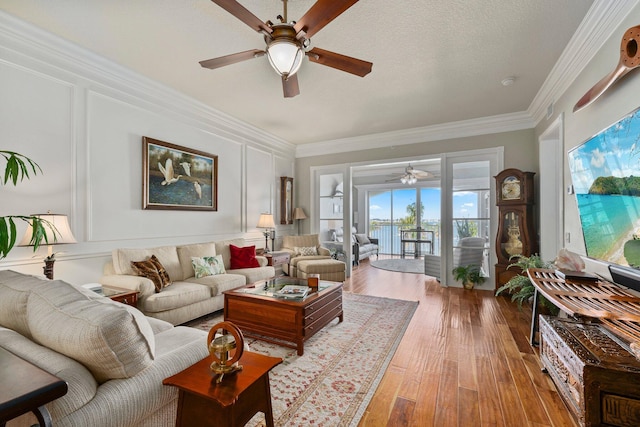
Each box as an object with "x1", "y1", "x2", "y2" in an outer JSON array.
[
  {"x1": 280, "y1": 177, "x2": 293, "y2": 224},
  {"x1": 143, "y1": 136, "x2": 218, "y2": 211}
]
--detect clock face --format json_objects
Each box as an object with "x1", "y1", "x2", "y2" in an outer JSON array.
[{"x1": 501, "y1": 176, "x2": 521, "y2": 200}]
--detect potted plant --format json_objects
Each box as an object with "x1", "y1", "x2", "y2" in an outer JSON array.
[
  {"x1": 495, "y1": 254, "x2": 559, "y2": 314},
  {"x1": 1, "y1": 151, "x2": 54, "y2": 259},
  {"x1": 452, "y1": 264, "x2": 486, "y2": 289}
]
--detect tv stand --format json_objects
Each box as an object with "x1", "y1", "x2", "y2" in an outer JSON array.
[{"x1": 528, "y1": 269, "x2": 640, "y2": 426}]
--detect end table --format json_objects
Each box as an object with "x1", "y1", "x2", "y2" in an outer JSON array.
[
  {"x1": 0, "y1": 347, "x2": 68, "y2": 426},
  {"x1": 264, "y1": 251, "x2": 290, "y2": 276},
  {"x1": 163, "y1": 351, "x2": 282, "y2": 427}
]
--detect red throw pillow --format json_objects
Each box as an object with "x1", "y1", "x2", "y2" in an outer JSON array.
[{"x1": 229, "y1": 244, "x2": 260, "y2": 269}]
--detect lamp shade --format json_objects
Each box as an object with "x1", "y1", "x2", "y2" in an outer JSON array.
[
  {"x1": 256, "y1": 213, "x2": 275, "y2": 229},
  {"x1": 293, "y1": 207, "x2": 307, "y2": 220},
  {"x1": 266, "y1": 39, "x2": 305, "y2": 77},
  {"x1": 19, "y1": 213, "x2": 77, "y2": 247}
]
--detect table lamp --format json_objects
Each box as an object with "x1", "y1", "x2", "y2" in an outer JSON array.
[
  {"x1": 257, "y1": 213, "x2": 275, "y2": 253},
  {"x1": 292, "y1": 207, "x2": 307, "y2": 235},
  {"x1": 19, "y1": 213, "x2": 76, "y2": 280}
]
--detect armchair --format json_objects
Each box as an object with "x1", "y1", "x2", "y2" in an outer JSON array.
[
  {"x1": 280, "y1": 234, "x2": 331, "y2": 277},
  {"x1": 453, "y1": 237, "x2": 487, "y2": 272},
  {"x1": 354, "y1": 233, "x2": 379, "y2": 265}
]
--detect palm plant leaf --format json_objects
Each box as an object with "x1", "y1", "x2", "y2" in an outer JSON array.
[
  {"x1": 0, "y1": 216, "x2": 54, "y2": 259},
  {"x1": 1, "y1": 151, "x2": 42, "y2": 185}
]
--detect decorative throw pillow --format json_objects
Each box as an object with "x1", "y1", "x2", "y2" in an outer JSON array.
[
  {"x1": 191, "y1": 255, "x2": 226, "y2": 278},
  {"x1": 229, "y1": 244, "x2": 260, "y2": 269},
  {"x1": 294, "y1": 246, "x2": 318, "y2": 256},
  {"x1": 355, "y1": 234, "x2": 371, "y2": 245},
  {"x1": 149, "y1": 255, "x2": 172, "y2": 288},
  {"x1": 131, "y1": 255, "x2": 171, "y2": 292}
]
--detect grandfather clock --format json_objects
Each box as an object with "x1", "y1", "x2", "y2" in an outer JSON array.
[{"x1": 495, "y1": 169, "x2": 537, "y2": 289}]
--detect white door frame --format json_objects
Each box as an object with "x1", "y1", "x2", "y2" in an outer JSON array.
[{"x1": 538, "y1": 114, "x2": 565, "y2": 261}]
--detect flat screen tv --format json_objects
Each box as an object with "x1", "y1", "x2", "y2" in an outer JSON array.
[{"x1": 568, "y1": 106, "x2": 640, "y2": 268}]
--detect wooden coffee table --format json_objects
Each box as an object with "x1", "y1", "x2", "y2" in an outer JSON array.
[{"x1": 224, "y1": 278, "x2": 343, "y2": 356}]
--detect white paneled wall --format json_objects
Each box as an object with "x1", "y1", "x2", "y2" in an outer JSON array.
[{"x1": 0, "y1": 12, "x2": 295, "y2": 285}]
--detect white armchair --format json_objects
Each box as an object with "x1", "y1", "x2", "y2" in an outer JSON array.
[{"x1": 453, "y1": 237, "x2": 487, "y2": 270}]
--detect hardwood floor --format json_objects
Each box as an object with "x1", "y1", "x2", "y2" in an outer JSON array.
[{"x1": 345, "y1": 257, "x2": 576, "y2": 427}]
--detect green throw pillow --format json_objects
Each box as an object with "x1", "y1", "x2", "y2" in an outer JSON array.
[{"x1": 191, "y1": 255, "x2": 226, "y2": 278}]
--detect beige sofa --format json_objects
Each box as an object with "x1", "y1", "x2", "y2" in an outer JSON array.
[
  {"x1": 99, "y1": 239, "x2": 275, "y2": 325},
  {"x1": 280, "y1": 234, "x2": 332, "y2": 277},
  {"x1": 0, "y1": 270, "x2": 209, "y2": 427}
]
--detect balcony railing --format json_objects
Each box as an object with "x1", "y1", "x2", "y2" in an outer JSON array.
[{"x1": 370, "y1": 222, "x2": 441, "y2": 256}]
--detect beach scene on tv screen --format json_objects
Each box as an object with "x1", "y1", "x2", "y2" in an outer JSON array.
[{"x1": 568, "y1": 108, "x2": 640, "y2": 267}]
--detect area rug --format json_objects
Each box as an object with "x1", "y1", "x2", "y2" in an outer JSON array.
[
  {"x1": 183, "y1": 293, "x2": 419, "y2": 426},
  {"x1": 370, "y1": 258, "x2": 425, "y2": 274}
]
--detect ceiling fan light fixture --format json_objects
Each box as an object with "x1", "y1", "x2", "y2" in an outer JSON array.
[{"x1": 266, "y1": 39, "x2": 305, "y2": 78}]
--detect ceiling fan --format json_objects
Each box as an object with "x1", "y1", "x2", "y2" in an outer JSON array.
[
  {"x1": 200, "y1": 0, "x2": 373, "y2": 98},
  {"x1": 386, "y1": 165, "x2": 435, "y2": 185}
]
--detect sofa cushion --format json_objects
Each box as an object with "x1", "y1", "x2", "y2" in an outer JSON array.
[
  {"x1": 355, "y1": 234, "x2": 371, "y2": 245},
  {"x1": 215, "y1": 238, "x2": 247, "y2": 270},
  {"x1": 112, "y1": 245, "x2": 183, "y2": 281},
  {"x1": 230, "y1": 244, "x2": 260, "y2": 269},
  {"x1": 191, "y1": 255, "x2": 226, "y2": 278},
  {"x1": 185, "y1": 273, "x2": 246, "y2": 294},
  {"x1": 143, "y1": 281, "x2": 214, "y2": 312},
  {"x1": 176, "y1": 242, "x2": 217, "y2": 279},
  {"x1": 132, "y1": 255, "x2": 171, "y2": 292},
  {"x1": 227, "y1": 266, "x2": 275, "y2": 284},
  {"x1": 27, "y1": 279, "x2": 155, "y2": 383},
  {"x1": 0, "y1": 270, "x2": 48, "y2": 339}
]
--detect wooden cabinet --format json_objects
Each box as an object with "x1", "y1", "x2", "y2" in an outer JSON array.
[
  {"x1": 539, "y1": 315, "x2": 640, "y2": 427},
  {"x1": 494, "y1": 169, "x2": 537, "y2": 288}
]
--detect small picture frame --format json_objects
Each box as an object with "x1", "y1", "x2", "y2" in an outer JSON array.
[
  {"x1": 143, "y1": 137, "x2": 218, "y2": 211},
  {"x1": 280, "y1": 176, "x2": 293, "y2": 224}
]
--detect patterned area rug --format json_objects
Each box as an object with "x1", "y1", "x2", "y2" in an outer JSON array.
[
  {"x1": 370, "y1": 258, "x2": 425, "y2": 274},
  {"x1": 183, "y1": 293, "x2": 418, "y2": 426}
]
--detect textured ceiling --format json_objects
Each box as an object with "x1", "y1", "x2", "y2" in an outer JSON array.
[{"x1": 0, "y1": 0, "x2": 594, "y2": 145}]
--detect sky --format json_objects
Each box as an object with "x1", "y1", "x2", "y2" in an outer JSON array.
[
  {"x1": 369, "y1": 188, "x2": 481, "y2": 221},
  {"x1": 568, "y1": 108, "x2": 640, "y2": 194}
]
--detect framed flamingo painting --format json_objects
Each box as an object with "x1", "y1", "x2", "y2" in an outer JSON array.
[{"x1": 142, "y1": 137, "x2": 218, "y2": 211}]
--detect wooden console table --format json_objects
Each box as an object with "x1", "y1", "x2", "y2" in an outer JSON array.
[
  {"x1": 0, "y1": 347, "x2": 68, "y2": 426},
  {"x1": 527, "y1": 268, "x2": 640, "y2": 426}
]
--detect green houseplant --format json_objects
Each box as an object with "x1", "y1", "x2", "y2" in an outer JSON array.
[
  {"x1": 452, "y1": 264, "x2": 486, "y2": 289},
  {"x1": 495, "y1": 253, "x2": 559, "y2": 314},
  {"x1": 0, "y1": 151, "x2": 54, "y2": 259}
]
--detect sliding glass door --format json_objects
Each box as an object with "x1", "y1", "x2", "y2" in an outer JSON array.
[{"x1": 368, "y1": 187, "x2": 441, "y2": 256}]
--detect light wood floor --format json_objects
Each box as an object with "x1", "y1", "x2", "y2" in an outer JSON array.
[{"x1": 346, "y1": 257, "x2": 576, "y2": 427}]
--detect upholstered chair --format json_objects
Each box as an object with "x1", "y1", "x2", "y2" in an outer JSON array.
[{"x1": 281, "y1": 234, "x2": 331, "y2": 277}]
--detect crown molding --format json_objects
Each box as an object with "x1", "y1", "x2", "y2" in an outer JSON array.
[
  {"x1": 528, "y1": 0, "x2": 640, "y2": 123},
  {"x1": 296, "y1": 112, "x2": 534, "y2": 158},
  {"x1": 0, "y1": 10, "x2": 295, "y2": 156}
]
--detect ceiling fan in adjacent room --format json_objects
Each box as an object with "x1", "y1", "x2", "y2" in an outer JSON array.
[
  {"x1": 199, "y1": 0, "x2": 373, "y2": 98},
  {"x1": 386, "y1": 165, "x2": 435, "y2": 185}
]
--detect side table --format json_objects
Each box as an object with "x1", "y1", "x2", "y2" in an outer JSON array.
[
  {"x1": 264, "y1": 251, "x2": 290, "y2": 276},
  {"x1": 101, "y1": 286, "x2": 139, "y2": 308},
  {"x1": 0, "y1": 347, "x2": 68, "y2": 426},
  {"x1": 163, "y1": 351, "x2": 282, "y2": 427}
]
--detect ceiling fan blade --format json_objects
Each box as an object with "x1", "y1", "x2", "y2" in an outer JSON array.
[
  {"x1": 294, "y1": 0, "x2": 360, "y2": 39},
  {"x1": 210, "y1": 0, "x2": 272, "y2": 35},
  {"x1": 199, "y1": 49, "x2": 265, "y2": 70},
  {"x1": 413, "y1": 170, "x2": 434, "y2": 179},
  {"x1": 282, "y1": 74, "x2": 300, "y2": 98},
  {"x1": 306, "y1": 47, "x2": 372, "y2": 77}
]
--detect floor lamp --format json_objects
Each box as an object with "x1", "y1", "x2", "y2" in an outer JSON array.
[
  {"x1": 19, "y1": 212, "x2": 77, "y2": 280},
  {"x1": 257, "y1": 213, "x2": 275, "y2": 253},
  {"x1": 293, "y1": 207, "x2": 307, "y2": 235}
]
